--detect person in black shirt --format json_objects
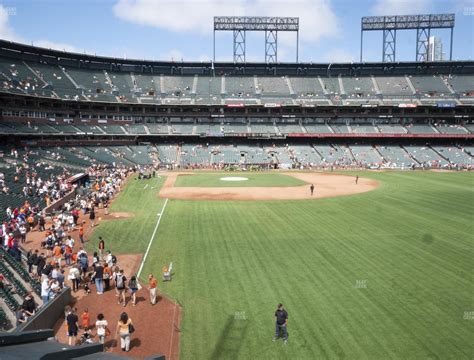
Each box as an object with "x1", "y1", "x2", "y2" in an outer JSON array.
[
  {"x1": 310, "y1": 184, "x2": 315, "y2": 196},
  {"x1": 42, "y1": 263, "x2": 53, "y2": 277},
  {"x1": 89, "y1": 207, "x2": 96, "y2": 228},
  {"x1": 36, "y1": 254, "x2": 46, "y2": 278},
  {"x1": 27, "y1": 249, "x2": 38, "y2": 274},
  {"x1": 272, "y1": 303, "x2": 288, "y2": 343},
  {"x1": 22, "y1": 293, "x2": 36, "y2": 317},
  {"x1": 92, "y1": 262, "x2": 104, "y2": 294},
  {"x1": 67, "y1": 308, "x2": 79, "y2": 345}
]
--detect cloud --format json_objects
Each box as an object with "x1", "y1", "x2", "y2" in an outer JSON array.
[
  {"x1": 0, "y1": 5, "x2": 78, "y2": 53},
  {"x1": 34, "y1": 40, "x2": 79, "y2": 53},
  {"x1": 322, "y1": 49, "x2": 355, "y2": 63},
  {"x1": 161, "y1": 49, "x2": 185, "y2": 61},
  {"x1": 0, "y1": 5, "x2": 21, "y2": 41},
  {"x1": 371, "y1": 0, "x2": 433, "y2": 15},
  {"x1": 113, "y1": 0, "x2": 340, "y2": 44}
]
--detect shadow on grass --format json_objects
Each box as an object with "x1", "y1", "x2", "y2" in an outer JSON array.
[{"x1": 210, "y1": 315, "x2": 249, "y2": 360}]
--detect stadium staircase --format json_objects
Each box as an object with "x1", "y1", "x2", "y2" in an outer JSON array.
[
  {"x1": 430, "y1": 146, "x2": 450, "y2": 162},
  {"x1": 311, "y1": 145, "x2": 324, "y2": 160},
  {"x1": 405, "y1": 76, "x2": 417, "y2": 95},
  {"x1": 60, "y1": 67, "x2": 81, "y2": 90},
  {"x1": 176, "y1": 145, "x2": 182, "y2": 167},
  {"x1": 400, "y1": 145, "x2": 421, "y2": 165},
  {"x1": 130, "y1": 72, "x2": 137, "y2": 89},
  {"x1": 374, "y1": 146, "x2": 386, "y2": 162},
  {"x1": 318, "y1": 76, "x2": 328, "y2": 95},
  {"x1": 23, "y1": 62, "x2": 48, "y2": 88},
  {"x1": 286, "y1": 78, "x2": 295, "y2": 95},
  {"x1": 371, "y1": 75, "x2": 381, "y2": 95},
  {"x1": 338, "y1": 76, "x2": 345, "y2": 95},
  {"x1": 192, "y1": 75, "x2": 198, "y2": 95},
  {"x1": 159, "y1": 75, "x2": 165, "y2": 95},
  {"x1": 221, "y1": 76, "x2": 226, "y2": 95},
  {"x1": 431, "y1": 124, "x2": 441, "y2": 134},
  {"x1": 347, "y1": 146, "x2": 357, "y2": 163}
]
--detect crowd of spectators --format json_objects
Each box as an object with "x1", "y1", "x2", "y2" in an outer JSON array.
[{"x1": 0, "y1": 163, "x2": 137, "y2": 331}]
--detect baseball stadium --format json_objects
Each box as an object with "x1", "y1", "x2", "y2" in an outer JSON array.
[{"x1": 0, "y1": 2, "x2": 472, "y2": 360}]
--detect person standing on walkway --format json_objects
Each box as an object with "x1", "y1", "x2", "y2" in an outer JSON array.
[
  {"x1": 98, "y1": 237, "x2": 105, "y2": 259},
  {"x1": 68, "y1": 266, "x2": 80, "y2": 292},
  {"x1": 115, "y1": 269, "x2": 127, "y2": 306},
  {"x1": 67, "y1": 308, "x2": 79, "y2": 346},
  {"x1": 310, "y1": 184, "x2": 315, "y2": 196},
  {"x1": 103, "y1": 263, "x2": 111, "y2": 291},
  {"x1": 41, "y1": 277, "x2": 51, "y2": 304},
  {"x1": 128, "y1": 275, "x2": 138, "y2": 306},
  {"x1": 272, "y1": 303, "x2": 289, "y2": 344},
  {"x1": 96, "y1": 313, "x2": 109, "y2": 345},
  {"x1": 92, "y1": 261, "x2": 104, "y2": 295},
  {"x1": 79, "y1": 224, "x2": 85, "y2": 244},
  {"x1": 81, "y1": 308, "x2": 90, "y2": 331},
  {"x1": 148, "y1": 274, "x2": 158, "y2": 305},
  {"x1": 115, "y1": 312, "x2": 133, "y2": 352},
  {"x1": 89, "y1": 208, "x2": 95, "y2": 228}
]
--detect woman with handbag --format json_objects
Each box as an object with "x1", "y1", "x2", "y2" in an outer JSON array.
[{"x1": 115, "y1": 312, "x2": 133, "y2": 352}]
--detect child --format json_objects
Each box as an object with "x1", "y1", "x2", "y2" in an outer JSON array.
[
  {"x1": 95, "y1": 313, "x2": 108, "y2": 345},
  {"x1": 81, "y1": 308, "x2": 90, "y2": 330},
  {"x1": 80, "y1": 328, "x2": 94, "y2": 344},
  {"x1": 79, "y1": 224, "x2": 85, "y2": 244}
]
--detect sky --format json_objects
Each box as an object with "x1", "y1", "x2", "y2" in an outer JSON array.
[{"x1": 0, "y1": 0, "x2": 472, "y2": 63}]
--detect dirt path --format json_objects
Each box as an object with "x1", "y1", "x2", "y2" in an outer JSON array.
[
  {"x1": 23, "y1": 173, "x2": 181, "y2": 360},
  {"x1": 159, "y1": 172, "x2": 379, "y2": 201},
  {"x1": 53, "y1": 253, "x2": 181, "y2": 360}
]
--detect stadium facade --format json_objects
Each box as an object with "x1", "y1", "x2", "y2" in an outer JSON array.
[{"x1": 0, "y1": 39, "x2": 472, "y2": 170}]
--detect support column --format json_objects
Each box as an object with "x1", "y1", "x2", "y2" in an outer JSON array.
[
  {"x1": 233, "y1": 30, "x2": 246, "y2": 63},
  {"x1": 416, "y1": 28, "x2": 430, "y2": 62},
  {"x1": 382, "y1": 29, "x2": 396, "y2": 62},
  {"x1": 265, "y1": 30, "x2": 278, "y2": 64}
]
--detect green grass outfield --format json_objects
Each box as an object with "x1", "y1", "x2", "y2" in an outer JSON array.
[
  {"x1": 89, "y1": 172, "x2": 473, "y2": 360},
  {"x1": 173, "y1": 172, "x2": 307, "y2": 187}
]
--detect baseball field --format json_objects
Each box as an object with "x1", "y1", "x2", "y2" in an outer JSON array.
[{"x1": 88, "y1": 171, "x2": 473, "y2": 360}]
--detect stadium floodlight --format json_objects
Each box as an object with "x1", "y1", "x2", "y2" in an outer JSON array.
[
  {"x1": 213, "y1": 16, "x2": 299, "y2": 64},
  {"x1": 360, "y1": 14, "x2": 455, "y2": 62}
]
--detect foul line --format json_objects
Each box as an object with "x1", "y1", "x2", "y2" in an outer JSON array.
[{"x1": 137, "y1": 198, "x2": 169, "y2": 278}]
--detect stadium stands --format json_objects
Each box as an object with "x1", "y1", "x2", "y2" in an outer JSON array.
[{"x1": 376, "y1": 145, "x2": 414, "y2": 168}]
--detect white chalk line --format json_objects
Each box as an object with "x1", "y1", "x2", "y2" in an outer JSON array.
[{"x1": 137, "y1": 198, "x2": 168, "y2": 278}]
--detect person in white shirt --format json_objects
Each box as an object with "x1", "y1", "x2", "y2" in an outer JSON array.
[
  {"x1": 51, "y1": 266, "x2": 59, "y2": 280},
  {"x1": 67, "y1": 214, "x2": 75, "y2": 232},
  {"x1": 50, "y1": 279, "x2": 61, "y2": 297},
  {"x1": 66, "y1": 236, "x2": 74, "y2": 249},
  {"x1": 41, "y1": 278, "x2": 51, "y2": 304},
  {"x1": 77, "y1": 248, "x2": 87, "y2": 258},
  {"x1": 19, "y1": 224, "x2": 27, "y2": 243},
  {"x1": 68, "y1": 266, "x2": 81, "y2": 292},
  {"x1": 95, "y1": 313, "x2": 108, "y2": 344},
  {"x1": 105, "y1": 251, "x2": 114, "y2": 269}
]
